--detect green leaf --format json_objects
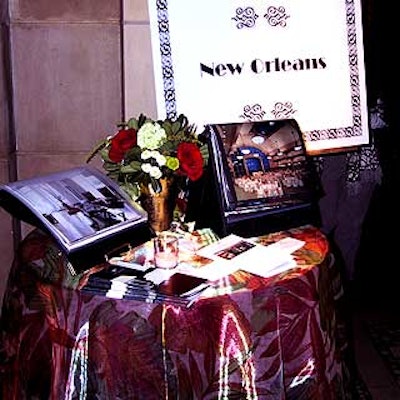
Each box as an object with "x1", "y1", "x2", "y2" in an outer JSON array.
[
  {"x1": 161, "y1": 141, "x2": 176, "y2": 154},
  {"x1": 125, "y1": 146, "x2": 142, "y2": 159},
  {"x1": 120, "y1": 182, "x2": 140, "y2": 201},
  {"x1": 128, "y1": 160, "x2": 142, "y2": 171},
  {"x1": 120, "y1": 164, "x2": 138, "y2": 173},
  {"x1": 99, "y1": 147, "x2": 113, "y2": 162},
  {"x1": 126, "y1": 117, "x2": 139, "y2": 130},
  {"x1": 102, "y1": 161, "x2": 121, "y2": 173},
  {"x1": 162, "y1": 120, "x2": 173, "y2": 135},
  {"x1": 171, "y1": 120, "x2": 182, "y2": 134},
  {"x1": 200, "y1": 144, "x2": 209, "y2": 164},
  {"x1": 106, "y1": 170, "x2": 121, "y2": 182}
]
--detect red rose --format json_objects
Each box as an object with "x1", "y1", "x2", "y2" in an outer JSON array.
[
  {"x1": 177, "y1": 142, "x2": 204, "y2": 181},
  {"x1": 108, "y1": 128, "x2": 137, "y2": 162}
]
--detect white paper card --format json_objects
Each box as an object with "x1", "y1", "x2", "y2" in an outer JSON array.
[{"x1": 196, "y1": 234, "x2": 296, "y2": 279}]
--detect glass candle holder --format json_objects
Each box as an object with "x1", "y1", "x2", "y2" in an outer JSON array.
[{"x1": 153, "y1": 234, "x2": 179, "y2": 269}]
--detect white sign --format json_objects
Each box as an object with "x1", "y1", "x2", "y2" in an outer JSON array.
[{"x1": 148, "y1": 0, "x2": 369, "y2": 154}]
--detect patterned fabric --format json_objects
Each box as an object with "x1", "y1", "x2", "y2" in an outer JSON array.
[
  {"x1": 0, "y1": 225, "x2": 352, "y2": 399},
  {"x1": 348, "y1": 98, "x2": 386, "y2": 183},
  {"x1": 344, "y1": 141, "x2": 382, "y2": 198}
]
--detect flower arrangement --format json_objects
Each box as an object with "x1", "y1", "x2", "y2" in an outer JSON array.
[{"x1": 86, "y1": 113, "x2": 207, "y2": 201}]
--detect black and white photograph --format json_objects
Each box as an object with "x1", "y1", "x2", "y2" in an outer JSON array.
[{"x1": 0, "y1": 167, "x2": 148, "y2": 254}]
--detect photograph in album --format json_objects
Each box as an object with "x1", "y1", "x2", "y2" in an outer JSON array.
[
  {"x1": 205, "y1": 119, "x2": 320, "y2": 215},
  {"x1": 194, "y1": 118, "x2": 322, "y2": 237},
  {"x1": 0, "y1": 166, "x2": 149, "y2": 272}
]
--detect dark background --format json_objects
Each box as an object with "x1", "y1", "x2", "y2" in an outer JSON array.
[{"x1": 356, "y1": 0, "x2": 398, "y2": 303}]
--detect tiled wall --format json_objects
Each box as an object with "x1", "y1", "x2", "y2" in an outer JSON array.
[{"x1": 0, "y1": 0, "x2": 157, "y2": 310}]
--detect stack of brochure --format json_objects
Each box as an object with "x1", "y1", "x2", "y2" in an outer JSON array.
[{"x1": 81, "y1": 265, "x2": 209, "y2": 307}]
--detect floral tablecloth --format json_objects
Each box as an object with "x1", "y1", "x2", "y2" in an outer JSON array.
[{"x1": 0, "y1": 225, "x2": 351, "y2": 399}]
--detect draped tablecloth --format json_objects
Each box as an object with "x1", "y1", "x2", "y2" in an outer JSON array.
[{"x1": 0, "y1": 225, "x2": 351, "y2": 399}]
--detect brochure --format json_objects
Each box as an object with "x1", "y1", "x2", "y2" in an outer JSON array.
[{"x1": 196, "y1": 234, "x2": 297, "y2": 279}]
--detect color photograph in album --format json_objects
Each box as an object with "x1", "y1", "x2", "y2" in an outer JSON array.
[{"x1": 205, "y1": 119, "x2": 320, "y2": 215}]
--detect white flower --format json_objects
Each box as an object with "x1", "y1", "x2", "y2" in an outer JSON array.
[
  {"x1": 141, "y1": 149, "x2": 166, "y2": 167},
  {"x1": 141, "y1": 149, "x2": 152, "y2": 160},
  {"x1": 137, "y1": 122, "x2": 166, "y2": 150},
  {"x1": 149, "y1": 165, "x2": 162, "y2": 179},
  {"x1": 141, "y1": 163, "x2": 152, "y2": 173},
  {"x1": 154, "y1": 153, "x2": 166, "y2": 166},
  {"x1": 141, "y1": 162, "x2": 162, "y2": 179}
]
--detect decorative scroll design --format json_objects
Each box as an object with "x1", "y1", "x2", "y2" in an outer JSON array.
[
  {"x1": 239, "y1": 104, "x2": 266, "y2": 121},
  {"x1": 232, "y1": 7, "x2": 259, "y2": 29},
  {"x1": 264, "y1": 6, "x2": 290, "y2": 27},
  {"x1": 305, "y1": 0, "x2": 363, "y2": 142},
  {"x1": 240, "y1": 102, "x2": 296, "y2": 122},
  {"x1": 155, "y1": 0, "x2": 177, "y2": 119},
  {"x1": 271, "y1": 102, "x2": 297, "y2": 119},
  {"x1": 305, "y1": 127, "x2": 355, "y2": 142},
  {"x1": 232, "y1": 6, "x2": 289, "y2": 29}
]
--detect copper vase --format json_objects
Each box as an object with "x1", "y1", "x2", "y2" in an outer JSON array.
[{"x1": 140, "y1": 178, "x2": 176, "y2": 233}]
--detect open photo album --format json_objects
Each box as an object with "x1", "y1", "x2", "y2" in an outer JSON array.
[
  {"x1": 203, "y1": 119, "x2": 321, "y2": 235},
  {"x1": 0, "y1": 166, "x2": 150, "y2": 273}
]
